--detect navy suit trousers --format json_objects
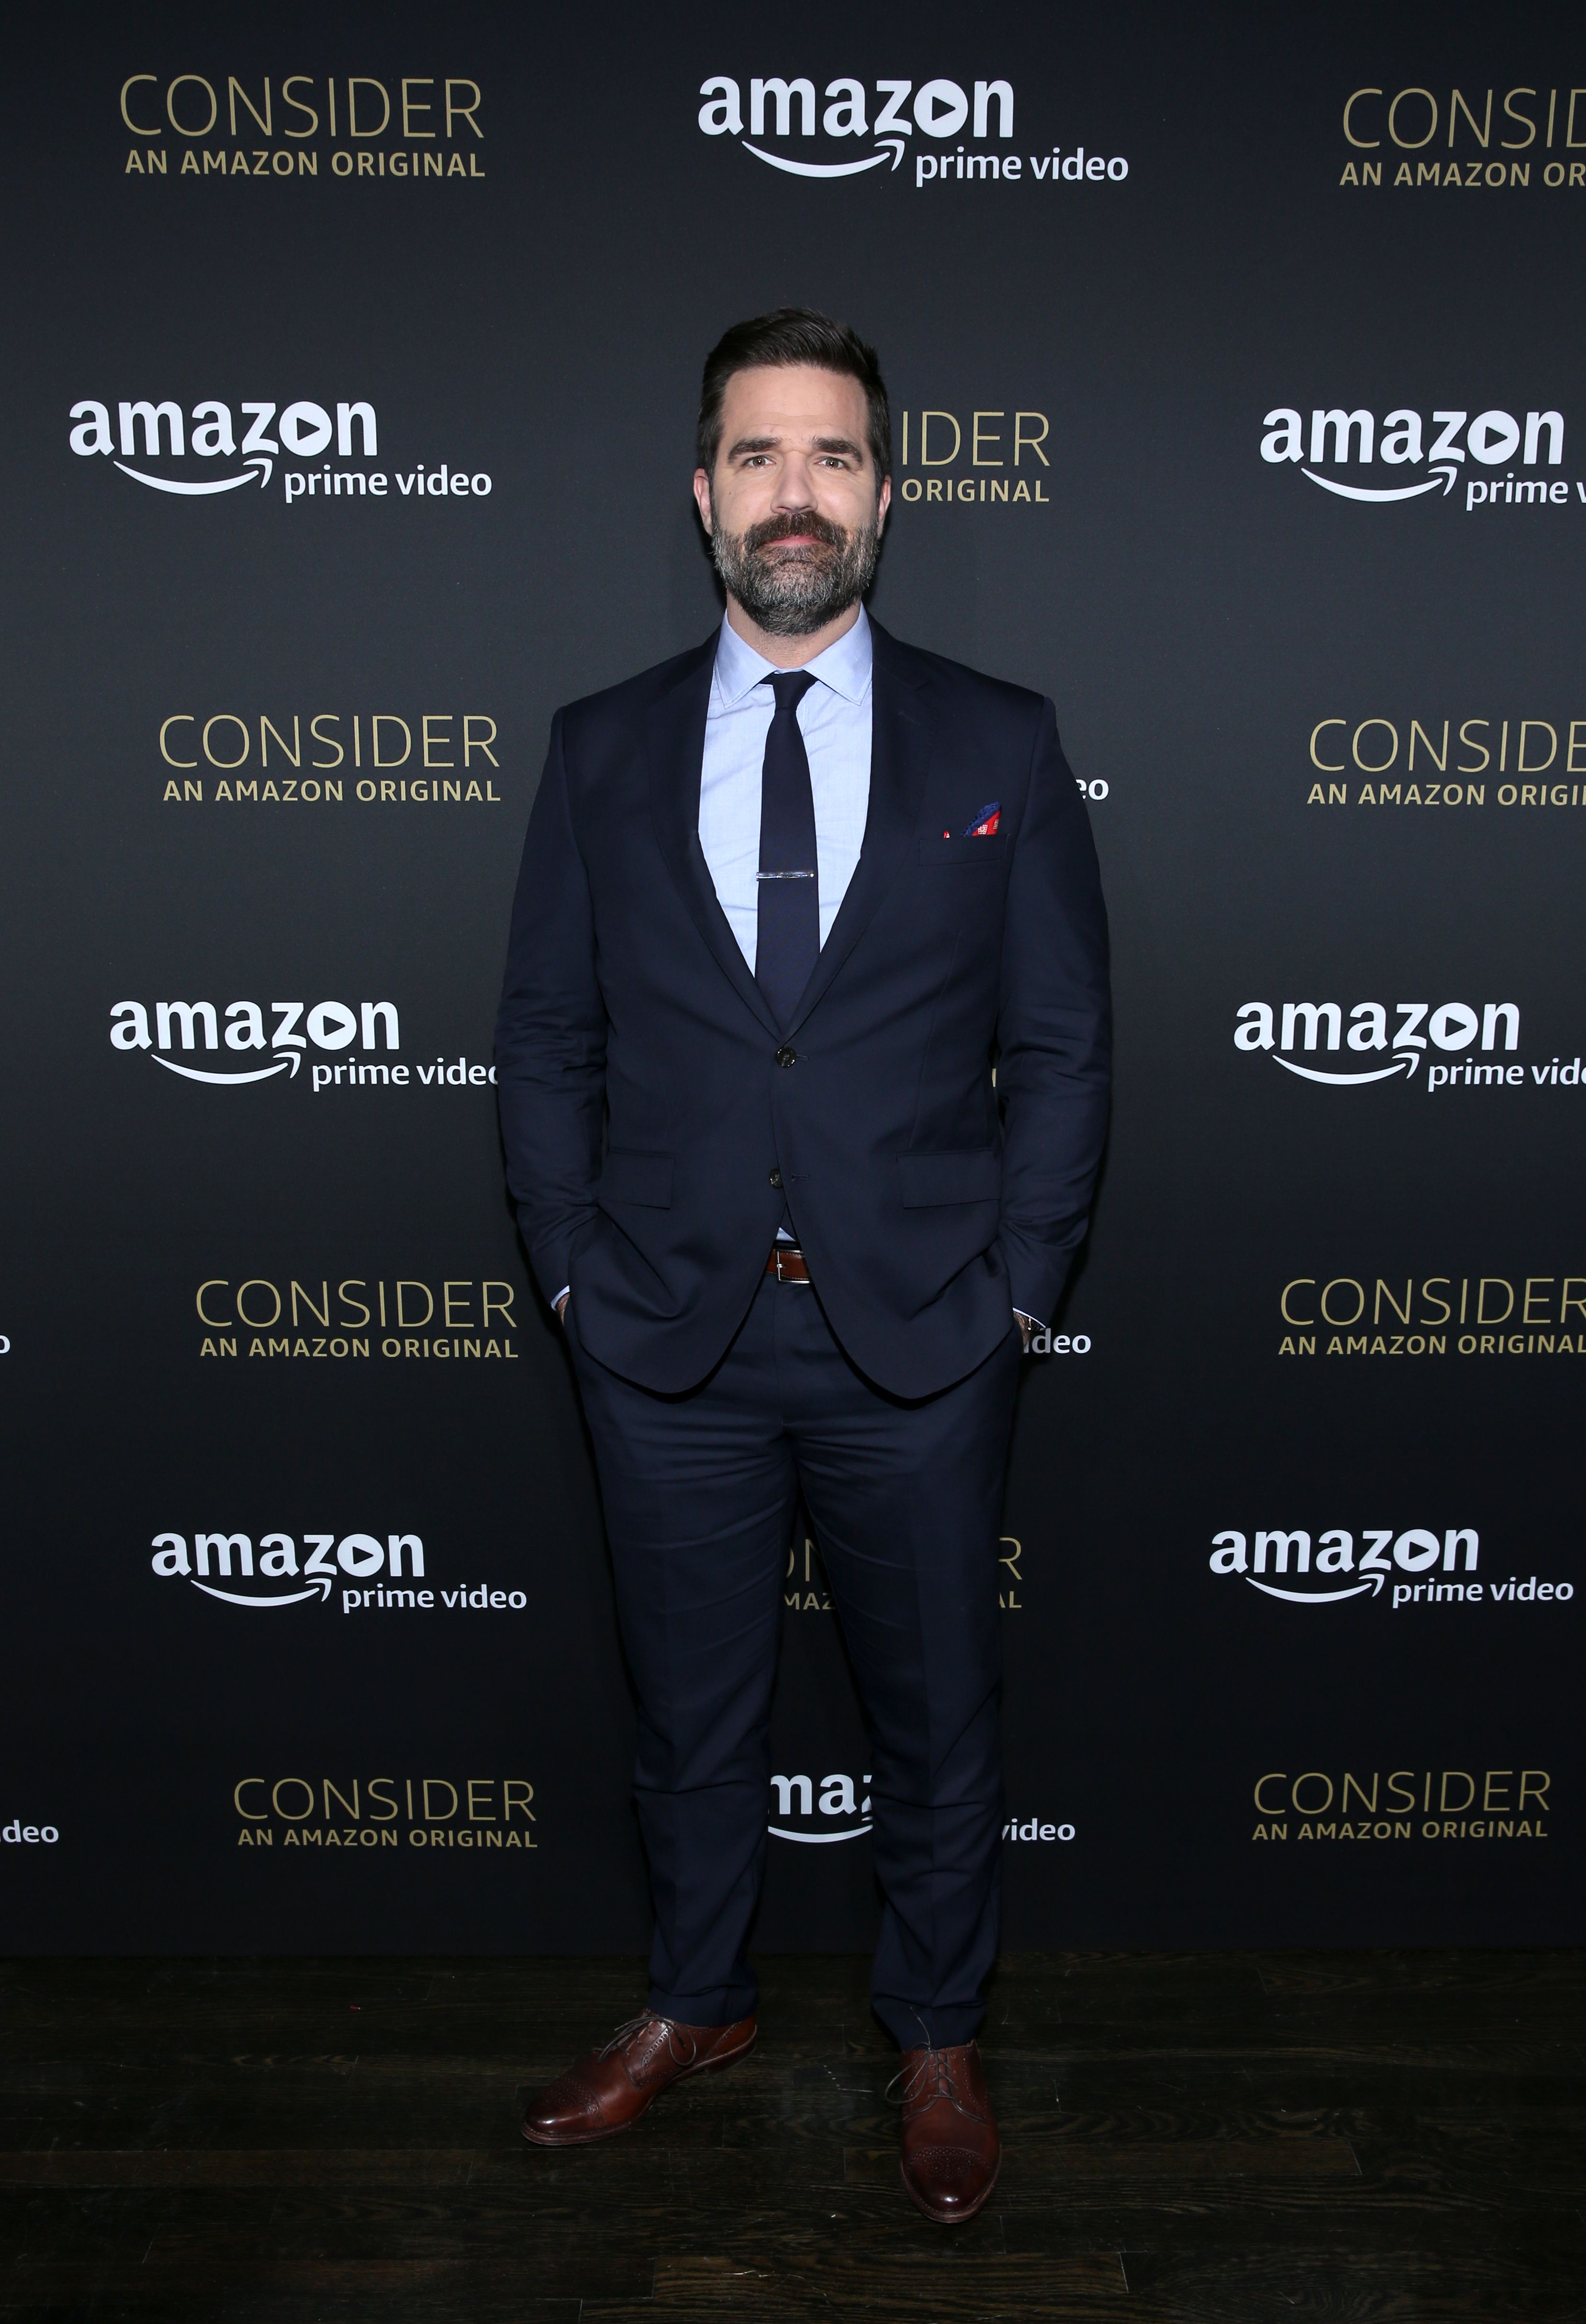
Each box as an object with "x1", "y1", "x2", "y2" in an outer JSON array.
[{"x1": 567, "y1": 1270, "x2": 1021, "y2": 2049}]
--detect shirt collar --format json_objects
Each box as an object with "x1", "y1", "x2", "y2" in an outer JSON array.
[{"x1": 713, "y1": 604, "x2": 873, "y2": 707}]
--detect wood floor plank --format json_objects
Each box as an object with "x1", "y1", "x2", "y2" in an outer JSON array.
[
  {"x1": 1000, "y1": 2202, "x2": 1586, "y2": 2257},
  {"x1": 0, "y1": 2149, "x2": 482, "y2": 2186},
  {"x1": 1117, "y1": 2240, "x2": 1586, "y2": 2321},
  {"x1": 646, "y1": 2246, "x2": 1127, "y2": 2311},
  {"x1": 0, "y1": 2264, "x2": 584, "y2": 2324},
  {"x1": 844, "y1": 2133, "x2": 1361, "y2": 2196},
  {"x1": 725, "y1": 2090, "x2": 1387, "y2": 2149},
  {"x1": 138, "y1": 2208, "x2": 652, "y2": 2301},
  {"x1": 1253, "y1": 1950, "x2": 1586, "y2": 2002}
]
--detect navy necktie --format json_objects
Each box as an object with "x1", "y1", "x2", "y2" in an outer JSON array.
[{"x1": 755, "y1": 671, "x2": 820, "y2": 1027}]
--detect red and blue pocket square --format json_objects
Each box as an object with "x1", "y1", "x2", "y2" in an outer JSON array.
[{"x1": 961, "y1": 802, "x2": 1000, "y2": 837}]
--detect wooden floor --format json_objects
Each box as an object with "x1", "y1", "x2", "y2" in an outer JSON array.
[{"x1": 0, "y1": 1952, "x2": 1580, "y2": 2322}]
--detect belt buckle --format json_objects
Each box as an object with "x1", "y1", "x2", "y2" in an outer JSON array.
[{"x1": 773, "y1": 1245, "x2": 806, "y2": 1284}]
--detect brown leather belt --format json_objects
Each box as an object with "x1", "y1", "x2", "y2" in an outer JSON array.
[{"x1": 765, "y1": 1245, "x2": 811, "y2": 1283}]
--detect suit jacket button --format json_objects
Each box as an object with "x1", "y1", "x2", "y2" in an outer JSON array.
[
  {"x1": 775, "y1": 1046, "x2": 797, "y2": 1069},
  {"x1": 769, "y1": 1168, "x2": 783, "y2": 1189}
]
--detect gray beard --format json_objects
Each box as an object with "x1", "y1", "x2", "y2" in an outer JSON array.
[{"x1": 712, "y1": 515, "x2": 880, "y2": 638}]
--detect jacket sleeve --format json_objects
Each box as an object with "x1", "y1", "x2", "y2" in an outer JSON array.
[
  {"x1": 995, "y1": 699, "x2": 1112, "y2": 1325},
  {"x1": 494, "y1": 711, "x2": 607, "y2": 1306}
]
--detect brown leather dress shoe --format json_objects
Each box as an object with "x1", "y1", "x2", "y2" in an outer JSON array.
[
  {"x1": 521, "y1": 2010, "x2": 757, "y2": 2146},
  {"x1": 894, "y1": 2040, "x2": 1001, "y2": 2223}
]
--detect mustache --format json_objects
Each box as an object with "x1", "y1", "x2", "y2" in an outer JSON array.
[
  {"x1": 710, "y1": 498, "x2": 880, "y2": 638},
  {"x1": 739, "y1": 508, "x2": 850, "y2": 556}
]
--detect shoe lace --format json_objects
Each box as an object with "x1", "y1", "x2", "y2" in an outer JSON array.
[
  {"x1": 885, "y1": 2042, "x2": 953, "y2": 2110},
  {"x1": 597, "y1": 2012, "x2": 696, "y2": 2068}
]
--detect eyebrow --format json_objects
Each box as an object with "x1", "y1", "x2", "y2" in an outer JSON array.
[{"x1": 725, "y1": 432, "x2": 867, "y2": 463}]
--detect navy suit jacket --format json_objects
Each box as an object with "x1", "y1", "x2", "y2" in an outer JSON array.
[{"x1": 495, "y1": 617, "x2": 1110, "y2": 1399}]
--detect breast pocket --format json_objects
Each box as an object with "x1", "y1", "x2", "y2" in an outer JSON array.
[{"x1": 917, "y1": 835, "x2": 1008, "y2": 867}]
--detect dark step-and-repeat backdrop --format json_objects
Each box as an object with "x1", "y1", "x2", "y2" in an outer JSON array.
[{"x1": 2, "y1": 1, "x2": 1579, "y2": 1953}]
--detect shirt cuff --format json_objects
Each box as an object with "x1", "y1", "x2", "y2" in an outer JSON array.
[
  {"x1": 553, "y1": 1286, "x2": 570, "y2": 1308},
  {"x1": 1014, "y1": 1309, "x2": 1045, "y2": 1332}
]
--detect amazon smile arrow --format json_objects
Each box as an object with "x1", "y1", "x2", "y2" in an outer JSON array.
[
  {"x1": 742, "y1": 137, "x2": 905, "y2": 177},
  {"x1": 1301, "y1": 463, "x2": 1458, "y2": 502},
  {"x1": 1243, "y1": 1574, "x2": 1385, "y2": 1604},
  {"x1": 113, "y1": 454, "x2": 273, "y2": 495},
  {"x1": 767, "y1": 1822, "x2": 873, "y2": 1842},
  {"x1": 189, "y1": 1573, "x2": 333, "y2": 1609},
  {"x1": 1271, "y1": 1051, "x2": 1418, "y2": 1086},
  {"x1": 149, "y1": 1051, "x2": 299, "y2": 1085}
]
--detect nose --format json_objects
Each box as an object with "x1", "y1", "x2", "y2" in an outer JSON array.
[{"x1": 770, "y1": 452, "x2": 821, "y2": 512}]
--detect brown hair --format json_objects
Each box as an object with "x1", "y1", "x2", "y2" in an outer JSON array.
[{"x1": 697, "y1": 306, "x2": 891, "y2": 481}]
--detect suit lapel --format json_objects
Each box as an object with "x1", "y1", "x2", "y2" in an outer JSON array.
[
  {"x1": 786, "y1": 620, "x2": 932, "y2": 1034},
  {"x1": 646, "y1": 637, "x2": 782, "y2": 1038}
]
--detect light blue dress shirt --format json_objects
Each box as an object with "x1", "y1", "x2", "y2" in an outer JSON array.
[{"x1": 698, "y1": 608, "x2": 873, "y2": 974}]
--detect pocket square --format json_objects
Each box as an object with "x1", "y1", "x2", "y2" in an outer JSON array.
[{"x1": 961, "y1": 802, "x2": 1000, "y2": 837}]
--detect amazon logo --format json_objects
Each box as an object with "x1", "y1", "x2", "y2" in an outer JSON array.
[
  {"x1": 1235, "y1": 999, "x2": 1520, "y2": 1086},
  {"x1": 1260, "y1": 404, "x2": 1569, "y2": 505},
  {"x1": 151, "y1": 1529, "x2": 424, "y2": 1611},
  {"x1": 68, "y1": 396, "x2": 376, "y2": 495},
  {"x1": 698, "y1": 73, "x2": 1013, "y2": 180},
  {"x1": 768, "y1": 1771, "x2": 872, "y2": 1843},
  {"x1": 1211, "y1": 1525, "x2": 1479, "y2": 1606},
  {"x1": 110, "y1": 997, "x2": 400, "y2": 1084}
]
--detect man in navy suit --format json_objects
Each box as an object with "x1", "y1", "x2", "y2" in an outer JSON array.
[{"x1": 498, "y1": 309, "x2": 1109, "y2": 2222}]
